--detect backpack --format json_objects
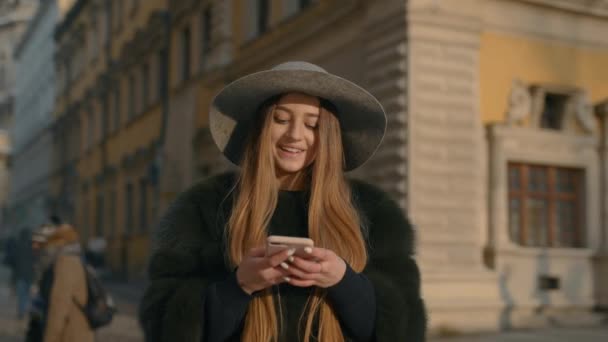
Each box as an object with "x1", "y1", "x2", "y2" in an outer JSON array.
[{"x1": 73, "y1": 263, "x2": 117, "y2": 329}]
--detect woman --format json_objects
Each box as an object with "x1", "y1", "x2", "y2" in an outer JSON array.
[
  {"x1": 38, "y1": 225, "x2": 94, "y2": 342},
  {"x1": 139, "y1": 62, "x2": 426, "y2": 341}
]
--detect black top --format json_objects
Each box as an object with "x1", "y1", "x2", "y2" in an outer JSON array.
[
  {"x1": 138, "y1": 172, "x2": 426, "y2": 342},
  {"x1": 203, "y1": 190, "x2": 376, "y2": 341}
]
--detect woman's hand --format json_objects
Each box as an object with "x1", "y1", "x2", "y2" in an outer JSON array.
[
  {"x1": 236, "y1": 247, "x2": 295, "y2": 295},
  {"x1": 284, "y1": 247, "x2": 347, "y2": 288}
]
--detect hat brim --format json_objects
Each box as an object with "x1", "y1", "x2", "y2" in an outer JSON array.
[{"x1": 210, "y1": 69, "x2": 386, "y2": 171}]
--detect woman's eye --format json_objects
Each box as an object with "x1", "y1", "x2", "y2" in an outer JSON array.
[
  {"x1": 306, "y1": 123, "x2": 318, "y2": 129},
  {"x1": 274, "y1": 117, "x2": 289, "y2": 124}
]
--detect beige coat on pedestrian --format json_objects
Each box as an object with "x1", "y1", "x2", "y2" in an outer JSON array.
[{"x1": 43, "y1": 254, "x2": 94, "y2": 342}]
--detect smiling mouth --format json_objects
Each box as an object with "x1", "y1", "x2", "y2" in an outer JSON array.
[{"x1": 279, "y1": 146, "x2": 305, "y2": 155}]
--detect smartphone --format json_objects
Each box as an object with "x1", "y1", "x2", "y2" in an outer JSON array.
[{"x1": 266, "y1": 235, "x2": 314, "y2": 257}]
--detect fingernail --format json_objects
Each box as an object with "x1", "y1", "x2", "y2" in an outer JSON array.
[
  {"x1": 287, "y1": 248, "x2": 296, "y2": 256},
  {"x1": 280, "y1": 262, "x2": 289, "y2": 270},
  {"x1": 288, "y1": 256, "x2": 295, "y2": 263},
  {"x1": 304, "y1": 247, "x2": 312, "y2": 254},
  {"x1": 284, "y1": 277, "x2": 291, "y2": 282}
]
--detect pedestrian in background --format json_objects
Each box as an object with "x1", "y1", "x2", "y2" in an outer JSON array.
[
  {"x1": 140, "y1": 61, "x2": 426, "y2": 341},
  {"x1": 15, "y1": 228, "x2": 35, "y2": 320},
  {"x1": 2, "y1": 235, "x2": 17, "y2": 296},
  {"x1": 37, "y1": 224, "x2": 94, "y2": 342}
]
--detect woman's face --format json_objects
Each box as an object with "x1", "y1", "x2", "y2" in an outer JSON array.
[{"x1": 270, "y1": 92, "x2": 320, "y2": 177}]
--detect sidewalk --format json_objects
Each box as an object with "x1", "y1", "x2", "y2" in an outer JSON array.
[
  {"x1": 429, "y1": 326, "x2": 608, "y2": 342},
  {"x1": 0, "y1": 265, "x2": 144, "y2": 342}
]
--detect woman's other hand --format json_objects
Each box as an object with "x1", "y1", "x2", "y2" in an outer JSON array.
[
  {"x1": 235, "y1": 247, "x2": 294, "y2": 294},
  {"x1": 284, "y1": 247, "x2": 347, "y2": 288}
]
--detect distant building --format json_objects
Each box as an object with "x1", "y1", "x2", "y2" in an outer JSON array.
[
  {"x1": 0, "y1": 0, "x2": 38, "y2": 235},
  {"x1": 5, "y1": 0, "x2": 76, "y2": 234}
]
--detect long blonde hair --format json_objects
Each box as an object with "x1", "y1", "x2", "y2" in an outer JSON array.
[{"x1": 226, "y1": 95, "x2": 368, "y2": 341}]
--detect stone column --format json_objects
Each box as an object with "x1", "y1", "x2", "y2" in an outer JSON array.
[
  {"x1": 407, "y1": 0, "x2": 501, "y2": 332},
  {"x1": 594, "y1": 100, "x2": 608, "y2": 308}
]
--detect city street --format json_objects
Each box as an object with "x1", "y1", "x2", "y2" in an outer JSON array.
[
  {"x1": 0, "y1": 265, "x2": 143, "y2": 342},
  {"x1": 429, "y1": 326, "x2": 608, "y2": 342}
]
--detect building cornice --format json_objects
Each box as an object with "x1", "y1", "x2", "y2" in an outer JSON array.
[
  {"x1": 483, "y1": 0, "x2": 608, "y2": 49},
  {"x1": 514, "y1": 0, "x2": 608, "y2": 18}
]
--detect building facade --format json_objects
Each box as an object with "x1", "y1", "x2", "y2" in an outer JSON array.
[
  {"x1": 0, "y1": 0, "x2": 39, "y2": 235},
  {"x1": 47, "y1": 0, "x2": 608, "y2": 334},
  {"x1": 7, "y1": 0, "x2": 75, "y2": 233},
  {"x1": 52, "y1": 0, "x2": 169, "y2": 277}
]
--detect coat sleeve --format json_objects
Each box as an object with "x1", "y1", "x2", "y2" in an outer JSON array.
[
  {"x1": 43, "y1": 256, "x2": 77, "y2": 342},
  {"x1": 355, "y1": 183, "x2": 427, "y2": 342},
  {"x1": 138, "y1": 176, "x2": 239, "y2": 342}
]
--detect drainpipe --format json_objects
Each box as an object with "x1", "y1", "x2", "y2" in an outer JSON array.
[
  {"x1": 596, "y1": 102, "x2": 607, "y2": 254},
  {"x1": 595, "y1": 101, "x2": 608, "y2": 310}
]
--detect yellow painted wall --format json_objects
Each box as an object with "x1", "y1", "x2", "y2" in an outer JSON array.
[{"x1": 479, "y1": 32, "x2": 608, "y2": 124}]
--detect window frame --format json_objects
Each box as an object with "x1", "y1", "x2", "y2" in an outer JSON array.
[
  {"x1": 508, "y1": 163, "x2": 585, "y2": 248},
  {"x1": 125, "y1": 182, "x2": 134, "y2": 236},
  {"x1": 142, "y1": 62, "x2": 149, "y2": 111},
  {"x1": 201, "y1": 6, "x2": 212, "y2": 60},
  {"x1": 139, "y1": 177, "x2": 148, "y2": 233},
  {"x1": 180, "y1": 25, "x2": 191, "y2": 82}
]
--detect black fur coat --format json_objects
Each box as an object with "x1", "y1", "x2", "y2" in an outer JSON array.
[{"x1": 138, "y1": 173, "x2": 426, "y2": 341}]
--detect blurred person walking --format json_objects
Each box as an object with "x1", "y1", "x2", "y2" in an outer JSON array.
[
  {"x1": 2, "y1": 234, "x2": 17, "y2": 295},
  {"x1": 15, "y1": 228, "x2": 35, "y2": 320},
  {"x1": 33, "y1": 224, "x2": 94, "y2": 342}
]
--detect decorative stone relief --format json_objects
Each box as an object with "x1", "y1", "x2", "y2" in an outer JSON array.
[
  {"x1": 573, "y1": 91, "x2": 596, "y2": 133},
  {"x1": 506, "y1": 81, "x2": 597, "y2": 135},
  {"x1": 506, "y1": 79, "x2": 532, "y2": 126}
]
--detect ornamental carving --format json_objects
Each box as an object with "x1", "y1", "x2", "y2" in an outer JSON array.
[
  {"x1": 506, "y1": 79, "x2": 532, "y2": 126},
  {"x1": 572, "y1": 91, "x2": 596, "y2": 133}
]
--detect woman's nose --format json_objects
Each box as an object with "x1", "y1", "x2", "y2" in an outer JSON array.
[{"x1": 286, "y1": 121, "x2": 304, "y2": 140}]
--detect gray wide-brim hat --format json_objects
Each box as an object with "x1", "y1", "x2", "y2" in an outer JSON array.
[{"x1": 209, "y1": 61, "x2": 387, "y2": 171}]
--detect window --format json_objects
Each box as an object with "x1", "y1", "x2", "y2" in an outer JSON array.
[
  {"x1": 139, "y1": 178, "x2": 148, "y2": 233},
  {"x1": 125, "y1": 182, "x2": 134, "y2": 235},
  {"x1": 157, "y1": 49, "x2": 167, "y2": 101},
  {"x1": 99, "y1": 6, "x2": 109, "y2": 46},
  {"x1": 245, "y1": 0, "x2": 269, "y2": 40},
  {"x1": 89, "y1": 19, "x2": 99, "y2": 61},
  {"x1": 96, "y1": 193, "x2": 104, "y2": 237},
  {"x1": 284, "y1": 0, "x2": 313, "y2": 17},
  {"x1": 142, "y1": 63, "x2": 149, "y2": 109},
  {"x1": 257, "y1": 0, "x2": 269, "y2": 34},
  {"x1": 508, "y1": 163, "x2": 585, "y2": 248},
  {"x1": 299, "y1": 0, "x2": 312, "y2": 8},
  {"x1": 201, "y1": 7, "x2": 212, "y2": 59},
  {"x1": 87, "y1": 111, "x2": 94, "y2": 148},
  {"x1": 112, "y1": 0, "x2": 123, "y2": 31},
  {"x1": 128, "y1": 0, "x2": 139, "y2": 15},
  {"x1": 109, "y1": 190, "x2": 116, "y2": 237},
  {"x1": 128, "y1": 74, "x2": 135, "y2": 119},
  {"x1": 540, "y1": 93, "x2": 568, "y2": 130},
  {"x1": 102, "y1": 95, "x2": 109, "y2": 138},
  {"x1": 113, "y1": 86, "x2": 121, "y2": 131},
  {"x1": 180, "y1": 26, "x2": 191, "y2": 82}
]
